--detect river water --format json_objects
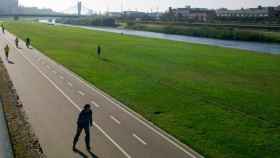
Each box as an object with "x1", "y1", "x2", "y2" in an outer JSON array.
[{"x1": 46, "y1": 21, "x2": 280, "y2": 55}]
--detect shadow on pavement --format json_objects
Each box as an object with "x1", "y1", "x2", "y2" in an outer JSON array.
[
  {"x1": 73, "y1": 148, "x2": 88, "y2": 158},
  {"x1": 88, "y1": 150, "x2": 98, "y2": 158},
  {"x1": 73, "y1": 148, "x2": 98, "y2": 158}
]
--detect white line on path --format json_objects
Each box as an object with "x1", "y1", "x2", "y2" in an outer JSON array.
[
  {"x1": 78, "y1": 90, "x2": 85, "y2": 96},
  {"x1": 67, "y1": 82, "x2": 73, "y2": 87},
  {"x1": 110, "y1": 115, "x2": 121, "y2": 125},
  {"x1": 133, "y1": 134, "x2": 147, "y2": 145},
  {"x1": 6, "y1": 41, "x2": 132, "y2": 158},
  {"x1": 91, "y1": 100, "x2": 100, "y2": 108}
]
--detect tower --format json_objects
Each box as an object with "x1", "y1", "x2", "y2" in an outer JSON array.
[{"x1": 77, "y1": 1, "x2": 82, "y2": 16}]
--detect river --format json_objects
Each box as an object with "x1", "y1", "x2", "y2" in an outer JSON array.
[{"x1": 44, "y1": 21, "x2": 280, "y2": 55}]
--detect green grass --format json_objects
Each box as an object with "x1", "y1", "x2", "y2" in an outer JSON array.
[{"x1": 5, "y1": 21, "x2": 280, "y2": 158}]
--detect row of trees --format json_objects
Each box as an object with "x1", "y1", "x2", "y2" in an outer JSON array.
[{"x1": 56, "y1": 17, "x2": 117, "y2": 27}]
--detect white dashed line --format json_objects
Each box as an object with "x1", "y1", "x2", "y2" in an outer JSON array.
[
  {"x1": 133, "y1": 134, "x2": 147, "y2": 145},
  {"x1": 78, "y1": 90, "x2": 85, "y2": 96},
  {"x1": 110, "y1": 115, "x2": 121, "y2": 125},
  {"x1": 90, "y1": 100, "x2": 100, "y2": 108},
  {"x1": 67, "y1": 82, "x2": 73, "y2": 87}
]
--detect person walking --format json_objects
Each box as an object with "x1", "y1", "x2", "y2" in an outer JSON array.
[
  {"x1": 15, "y1": 38, "x2": 19, "y2": 48},
  {"x1": 97, "y1": 45, "x2": 101, "y2": 57},
  {"x1": 1, "y1": 24, "x2": 5, "y2": 34},
  {"x1": 26, "y1": 37, "x2": 31, "y2": 48},
  {"x1": 73, "y1": 104, "x2": 93, "y2": 151},
  {"x1": 4, "y1": 45, "x2": 10, "y2": 61}
]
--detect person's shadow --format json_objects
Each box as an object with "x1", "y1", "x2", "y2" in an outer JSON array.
[
  {"x1": 88, "y1": 150, "x2": 98, "y2": 158},
  {"x1": 73, "y1": 148, "x2": 98, "y2": 158}
]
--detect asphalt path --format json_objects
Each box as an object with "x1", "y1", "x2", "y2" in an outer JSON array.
[{"x1": 0, "y1": 31, "x2": 203, "y2": 158}]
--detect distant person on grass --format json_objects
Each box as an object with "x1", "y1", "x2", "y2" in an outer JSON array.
[
  {"x1": 73, "y1": 104, "x2": 93, "y2": 152},
  {"x1": 1, "y1": 24, "x2": 5, "y2": 34},
  {"x1": 15, "y1": 38, "x2": 19, "y2": 48},
  {"x1": 97, "y1": 45, "x2": 101, "y2": 57},
  {"x1": 26, "y1": 37, "x2": 31, "y2": 48},
  {"x1": 4, "y1": 45, "x2": 10, "y2": 61}
]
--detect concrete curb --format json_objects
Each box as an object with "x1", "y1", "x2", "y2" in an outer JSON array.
[
  {"x1": 0, "y1": 56, "x2": 46, "y2": 158},
  {"x1": 0, "y1": 98, "x2": 14, "y2": 158}
]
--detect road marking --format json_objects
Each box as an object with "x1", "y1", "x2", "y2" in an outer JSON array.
[
  {"x1": 52, "y1": 70, "x2": 57, "y2": 74},
  {"x1": 78, "y1": 90, "x2": 85, "y2": 96},
  {"x1": 67, "y1": 82, "x2": 73, "y2": 87},
  {"x1": 59, "y1": 76, "x2": 64, "y2": 80},
  {"x1": 90, "y1": 100, "x2": 100, "y2": 108},
  {"x1": 6, "y1": 43, "x2": 132, "y2": 158},
  {"x1": 133, "y1": 134, "x2": 147, "y2": 145},
  {"x1": 110, "y1": 115, "x2": 121, "y2": 125},
  {"x1": 3, "y1": 33, "x2": 199, "y2": 158}
]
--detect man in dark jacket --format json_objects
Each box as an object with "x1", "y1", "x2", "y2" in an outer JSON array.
[
  {"x1": 1, "y1": 24, "x2": 5, "y2": 34},
  {"x1": 26, "y1": 37, "x2": 31, "y2": 48},
  {"x1": 73, "y1": 104, "x2": 93, "y2": 151}
]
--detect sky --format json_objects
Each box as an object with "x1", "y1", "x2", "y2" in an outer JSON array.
[{"x1": 18, "y1": 0, "x2": 280, "y2": 13}]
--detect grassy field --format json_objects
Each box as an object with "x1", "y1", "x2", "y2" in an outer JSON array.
[{"x1": 4, "y1": 21, "x2": 280, "y2": 158}]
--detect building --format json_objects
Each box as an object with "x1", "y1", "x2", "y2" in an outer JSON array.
[
  {"x1": 107, "y1": 12, "x2": 123, "y2": 18},
  {"x1": 274, "y1": 6, "x2": 280, "y2": 17},
  {"x1": 173, "y1": 6, "x2": 191, "y2": 17},
  {"x1": 123, "y1": 11, "x2": 147, "y2": 19},
  {"x1": 216, "y1": 6, "x2": 277, "y2": 18},
  {"x1": 171, "y1": 6, "x2": 216, "y2": 22},
  {"x1": 147, "y1": 12, "x2": 162, "y2": 20},
  {"x1": 0, "y1": 0, "x2": 18, "y2": 14}
]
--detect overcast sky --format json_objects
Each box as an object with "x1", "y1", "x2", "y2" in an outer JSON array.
[{"x1": 18, "y1": 0, "x2": 280, "y2": 12}]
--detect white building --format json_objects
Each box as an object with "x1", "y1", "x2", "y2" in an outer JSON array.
[{"x1": 216, "y1": 6, "x2": 275, "y2": 18}]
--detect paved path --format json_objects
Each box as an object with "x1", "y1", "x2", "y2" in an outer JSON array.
[
  {"x1": 0, "y1": 31, "x2": 203, "y2": 158},
  {"x1": 0, "y1": 100, "x2": 14, "y2": 158}
]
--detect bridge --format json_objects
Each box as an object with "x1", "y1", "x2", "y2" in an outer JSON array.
[{"x1": 0, "y1": 1, "x2": 94, "y2": 18}]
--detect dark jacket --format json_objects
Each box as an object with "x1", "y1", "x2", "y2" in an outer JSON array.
[{"x1": 77, "y1": 109, "x2": 93, "y2": 128}]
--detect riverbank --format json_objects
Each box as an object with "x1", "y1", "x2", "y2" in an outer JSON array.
[
  {"x1": 55, "y1": 23, "x2": 280, "y2": 54},
  {"x1": 124, "y1": 22, "x2": 280, "y2": 44},
  {"x1": 5, "y1": 21, "x2": 280, "y2": 158},
  {"x1": 0, "y1": 57, "x2": 46, "y2": 158}
]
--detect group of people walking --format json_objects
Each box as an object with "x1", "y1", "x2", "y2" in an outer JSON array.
[
  {"x1": 2, "y1": 24, "x2": 96, "y2": 153},
  {"x1": 1, "y1": 24, "x2": 32, "y2": 61}
]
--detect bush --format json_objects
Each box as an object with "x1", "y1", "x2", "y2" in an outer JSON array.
[
  {"x1": 126, "y1": 23, "x2": 280, "y2": 43},
  {"x1": 56, "y1": 17, "x2": 117, "y2": 27}
]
